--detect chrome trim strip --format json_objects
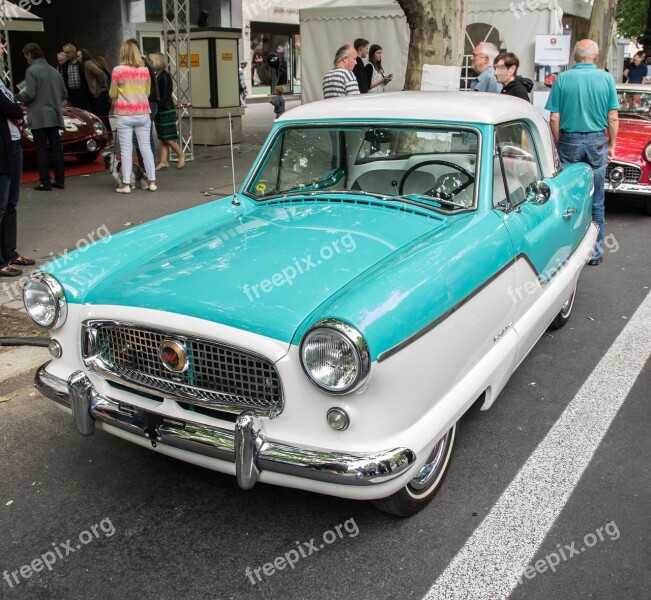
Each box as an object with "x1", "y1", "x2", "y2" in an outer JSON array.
[
  {"x1": 378, "y1": 226, "x2": 595, "y2": 362},
  {"x1": 36, "y1": 367, "x2": 416, "y2": 487}
]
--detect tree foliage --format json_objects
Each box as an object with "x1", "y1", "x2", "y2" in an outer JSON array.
[{"x1": 615, "y1": 0, "x2": 649, "y2": 41}]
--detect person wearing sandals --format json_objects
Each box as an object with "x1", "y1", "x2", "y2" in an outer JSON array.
[
  {"x1": 365, "y1": 45, "x2": 393, "y2": 94},
  {"x1": 109, "y1": 41, "x2": 157, "y2": 193},
  {"x1": 149, "y1": 52, "x2": 186, "y2": 171},
  {"x1": 0, "y1": 63, "x2": 34, "y2": 277}
]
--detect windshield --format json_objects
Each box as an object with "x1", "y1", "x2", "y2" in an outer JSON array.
[
  {"x1": 245, "y1": 125, "x2": 480, "y2": 210},
  {"x1": 618, "y1": 89, "x2": 651, "y2": 117}
]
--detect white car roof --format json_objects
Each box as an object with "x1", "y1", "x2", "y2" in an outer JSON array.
[
  {"x1": 283, "y1": 91, "x2": 542, "y2": 125},
  {"x1": 280, "y1": 91, "x2": 557, "y2": 178}
]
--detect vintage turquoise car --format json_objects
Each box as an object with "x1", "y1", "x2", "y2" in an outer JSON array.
[{"x1": 26, "y1": 92, "x2": 598, "y2": 516}]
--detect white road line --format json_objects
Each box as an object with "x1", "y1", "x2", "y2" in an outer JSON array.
[{"x1": 424, "y1": 290, "x2": 651, "y2": 600}]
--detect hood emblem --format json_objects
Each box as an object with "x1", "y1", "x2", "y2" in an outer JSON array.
[{"x1": 159, "y1": 340, "x2": 188, "y2": 373}]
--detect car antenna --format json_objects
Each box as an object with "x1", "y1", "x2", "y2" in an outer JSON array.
[{"x1": 229, "y1": 112, "x2": 240, "y2": 206}]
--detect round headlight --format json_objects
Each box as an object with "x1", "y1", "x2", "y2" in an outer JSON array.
[
  {"x1": 23, "y1": 272, "x2": 67, "y2": 329},
  {"x1": 644, "y1": 143, "x2": 651, "y2": 163},
  {"x1": 300, "y1": 320, "x2": 370, "y2": 394},
  {"x1": 93, "y1": 120, "x2": 105, "y2": 135}
]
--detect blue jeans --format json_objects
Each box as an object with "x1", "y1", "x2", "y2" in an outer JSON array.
[
  {"x1": 0, "y1": 140, "x2": 23, "y2": 268},
  {"x1": 557, "y1": 131, "x2": 607, "y2": 259}
]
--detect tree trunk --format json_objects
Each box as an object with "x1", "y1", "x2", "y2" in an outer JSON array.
[
  {"x1": 397, "y1": 0, "x2": 469, "y2": 90},
  {"x1": 588, "y1": 0, "x2": 619, "y2": 68}
]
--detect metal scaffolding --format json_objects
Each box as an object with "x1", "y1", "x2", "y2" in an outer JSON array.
[
  {"x1": 0, "y1": 0, "x2": 14, "y2": 90},
  {"x1": 162, "y1": 0, "x2": 193, "y2": 161}
]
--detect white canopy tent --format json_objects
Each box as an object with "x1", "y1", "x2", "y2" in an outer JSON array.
[
  {"x1": 1, "y1": 1, "x2": 44, "y2": 87},
  {"x1": 0, "y1": 0, "x2": 44, "y2": 32},
  {"x1": 299, "y1": 0, "x2": 564, "y2": 103}
]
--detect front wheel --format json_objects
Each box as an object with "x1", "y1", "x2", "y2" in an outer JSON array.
[
  {"x1": 371, "y1": 423, "x2": 456, "y2": 517},
  {"x1": 549, "y1": 287, "x2": 576, "y2": 330},
  {"x1": 645, "y1": 198, "x2": 651, "y2": 217}
]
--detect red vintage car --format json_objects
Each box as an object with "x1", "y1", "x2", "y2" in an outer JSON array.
[
  {"x1": 21, "y1": 104, "x2": 109, "y2": 164},
  {"x1": 605, "y1": 84, "x2": 651, "y2": 215}
]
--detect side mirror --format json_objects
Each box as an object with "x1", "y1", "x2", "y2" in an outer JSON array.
[{"x1": 526, "y1": 180, "x2": 550, "y2": 205}]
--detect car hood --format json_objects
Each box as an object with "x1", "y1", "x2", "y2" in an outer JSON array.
[
  {"x1": 614, "y1": 117, "x2": 651, "y2": 163},
  {"x1": 54, "y1": 198, "x2": 446, "y2": 345}
]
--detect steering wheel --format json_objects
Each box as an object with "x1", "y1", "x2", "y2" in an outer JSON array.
[{"x1": 398, "y1": 160, "x2": 475, "y2": 200}]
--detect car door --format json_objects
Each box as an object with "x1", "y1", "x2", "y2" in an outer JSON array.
[{"x1": 491, "y1": 121, "x2": 580, "y2": 363}]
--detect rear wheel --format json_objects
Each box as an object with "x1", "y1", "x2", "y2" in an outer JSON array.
[
  {"x1": 549, "y1": 287, "x2": 576, "y2": 330},
  {"x1": 371, "y1": 423, "x2": 456, "y2": 517}
]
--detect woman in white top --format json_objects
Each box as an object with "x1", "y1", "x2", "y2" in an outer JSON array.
[{"x1": 365, "y1": 45, "x2": 393, "y2": 93}]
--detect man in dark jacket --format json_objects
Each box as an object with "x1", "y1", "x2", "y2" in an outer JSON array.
[
  {"x1": 20, "y1": 42, "x2": 67, "y2": 191},
  {"x1": 352, "y1": 38, "x2": 370, "y2": 94},
  {"x1": 494, "y1": 52, "x2": 533, "y2": 101},
  {"x1": 0, "y1": 47, "x2": 34, "y2": 277},
  {"x1": 59, "y1": 43, "x2": 90, "y2": 110}
]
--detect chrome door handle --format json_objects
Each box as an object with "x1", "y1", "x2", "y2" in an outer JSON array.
[{"x1": 562, "y1": 208, "x2": 577, "y2": 220}]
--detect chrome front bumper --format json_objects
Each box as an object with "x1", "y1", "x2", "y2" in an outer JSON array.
[
  {"x1": 604, "y1": 181, "x2": 650, "y2": 195},
  {"x1": 35, "y1": 365, "x2": 416, "y2": 489}
]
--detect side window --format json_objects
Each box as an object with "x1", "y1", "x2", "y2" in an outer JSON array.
[{"x1": 493, "y1": 122, "x2": 542, "y2": 209}]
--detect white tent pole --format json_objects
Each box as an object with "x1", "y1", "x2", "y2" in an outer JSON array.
[{"x1": 0, "y1": 0, "x2": 14, "y2": 90}]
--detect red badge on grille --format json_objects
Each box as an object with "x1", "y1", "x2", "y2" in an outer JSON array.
[{"x1": 159, "y1": 340, "x2": 188, "y2": 373}]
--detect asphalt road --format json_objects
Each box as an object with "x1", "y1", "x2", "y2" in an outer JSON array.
[{"x1": 0, "y1": 102, "x2": 649, "y2": 599}]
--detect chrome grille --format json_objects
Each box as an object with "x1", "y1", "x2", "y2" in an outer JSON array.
[
  {"x1": 606, "y1": 163, "x2": 642, "y2": 184},
  {"x1": 83, "y1": 323, "x2": 282, "y2": 415}
]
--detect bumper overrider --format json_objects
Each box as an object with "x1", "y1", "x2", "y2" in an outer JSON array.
[{"x1": 35, "y1": 365, "x2": 416, "y2": 489}]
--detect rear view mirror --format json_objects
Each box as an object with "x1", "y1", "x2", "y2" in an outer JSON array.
[{"x1": 364, "y1": 129, "x2": 393, "y2": 144}]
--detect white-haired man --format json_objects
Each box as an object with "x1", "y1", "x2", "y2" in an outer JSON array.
[
  {"x1": 322, "y1": 44, "x2": 360, "y2": 99},
  {"x1": 470, "y1": 42, "x2": 502, "y2": 93}
]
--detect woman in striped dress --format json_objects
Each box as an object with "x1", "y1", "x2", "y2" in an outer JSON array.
[
  {"x1": 149, "y1": 53, "x2": 185, "y2": 170},
  {"x1": 109, "y1": 41, "x2": 157, "y2": 193}
]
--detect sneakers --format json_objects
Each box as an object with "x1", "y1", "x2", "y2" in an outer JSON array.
[
  {"x1": 148, "y1": 182, "x2": 157, "y2": 192},
  {"x1": 115, "y1": 185, "x2": 131, "y2": 194}
]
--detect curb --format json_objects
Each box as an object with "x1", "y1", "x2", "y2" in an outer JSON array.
[{"x1": 0, "y1": 346, "x2": 50, "y2": 384}]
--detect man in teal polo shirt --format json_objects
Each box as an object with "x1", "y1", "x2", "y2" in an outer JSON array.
[{"x1": 545, "y1": 39, "x2": 619, "y2": 265}]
